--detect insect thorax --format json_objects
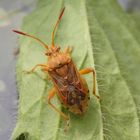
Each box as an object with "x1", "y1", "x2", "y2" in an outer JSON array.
[{"x1": 47, "y1": 52, "x2": 71, "y2": 70}]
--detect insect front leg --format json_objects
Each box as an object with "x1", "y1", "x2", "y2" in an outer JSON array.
[
  {"x1": 47, "y1": 87, "x2": 70, "y2": 129},
  {"x1": 64, "y1": 46, "x2": 73, "y2": 54},
  {"x1": 23, "y1": 64, "x2": 48, "y2": 74},
  {"x1": 79, "y1": 68, "x2": 100, "y2": 100}
]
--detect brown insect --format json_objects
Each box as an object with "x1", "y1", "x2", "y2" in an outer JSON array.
[{"x1": 13, "y1": 7, "x2": 100, "y2": 128}]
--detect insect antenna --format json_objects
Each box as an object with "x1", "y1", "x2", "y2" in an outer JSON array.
[
  {"x1": 51, "y1": 7, "x2": 65, "y2": 47},
  {"x1": 12, "y1": 30, "x2": 49, "y2": 49}
]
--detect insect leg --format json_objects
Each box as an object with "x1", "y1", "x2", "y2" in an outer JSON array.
[
  {"x1": 24, "y1": 64, "x2": 48, "y2": 74},
  {"x1": 47, "y1": 87, "x2": 70, "y2": 121},
  {"x1": 64, "y1": 47, "x2": 73, "y2": 54},
  {"x1": 79, "y1": 68, "x2": 100, "y2": 100}
]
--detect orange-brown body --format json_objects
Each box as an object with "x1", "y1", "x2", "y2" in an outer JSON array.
[
  {"x1": 47, "y1": 50, "x2": 89, "y2": 114},
  {"x1": 13, "y1": 7, "x2": 99, "y2": 127}
]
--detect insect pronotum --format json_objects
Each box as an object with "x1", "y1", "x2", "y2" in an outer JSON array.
[{"x1": 13, "y1": 7, "x2": 100, "y2": 129}]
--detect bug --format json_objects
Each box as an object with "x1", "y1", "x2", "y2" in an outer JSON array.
[{"x1": 13, "y1": 7, "x2": 100, "y2": 128}]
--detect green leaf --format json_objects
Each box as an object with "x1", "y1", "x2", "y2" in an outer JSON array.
[
  {"x1": 129, "y1": 12, "x2": 140, "y2": 32},
  {"x1": 12, "y1": 0, "x2": 140, "y2": 140}
]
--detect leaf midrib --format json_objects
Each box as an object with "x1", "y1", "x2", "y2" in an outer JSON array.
[{"x1": 83, "y1": 1, "x2": 104, "y2": 140}]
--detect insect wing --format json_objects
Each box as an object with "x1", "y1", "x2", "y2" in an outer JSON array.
[{"x1": 48, "y1": 61, "x2": 87, "y2": 104}]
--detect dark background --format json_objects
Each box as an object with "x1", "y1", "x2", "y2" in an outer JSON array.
[{"x1": 0, "y1": 0, "x2": 139, "y2": 139}]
